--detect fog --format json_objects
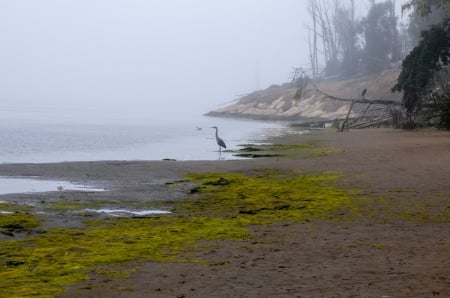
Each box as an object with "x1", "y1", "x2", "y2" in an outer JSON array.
[{"x1": 0, "y1": 0, "x2": 407, "y2": 124}]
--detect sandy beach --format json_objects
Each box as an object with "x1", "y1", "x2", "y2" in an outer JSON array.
[{"x1": 1, "y1": 128, "x2": 449, "y2": 297}]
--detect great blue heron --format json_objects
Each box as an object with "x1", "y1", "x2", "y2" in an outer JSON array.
[
  {"x1": 361, "y1": 88, "x2": 367, "y2": 98},
  {"x1": 211, "y1": 126, "x2": 226, "y2": 152}
]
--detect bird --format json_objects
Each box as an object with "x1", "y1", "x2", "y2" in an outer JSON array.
[
  {"x1": 361, "y1": 88, "x2": 367, "y2": 98},
  {"x1": 211, "y1": 126, "x2": 227, "y2": 152}
]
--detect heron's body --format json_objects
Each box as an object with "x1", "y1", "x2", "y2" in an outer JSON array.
[
  {"x1": 211, "y1": 126, "x2": 226, "y2": 152},
  {"x1": 361, "y1": 88, "x2": 367, "y2": 98}
]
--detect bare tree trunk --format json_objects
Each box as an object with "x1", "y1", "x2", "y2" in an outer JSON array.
[
  {"x1": 312, "y1": 1, "x2": 319, "y2": 78},
  {"x1": 306, "y1": 0, "x2": 360, "y2": 77}
]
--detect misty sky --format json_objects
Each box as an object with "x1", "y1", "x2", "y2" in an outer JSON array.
[{"x1": 0, "y1": 0, "x2": 407, "y2": 124}]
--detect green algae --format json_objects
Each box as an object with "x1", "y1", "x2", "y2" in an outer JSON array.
[
  {"x1": 259, "y1": 141, "x2": 333, "y2": 157},
  {"x1": 268, "y1": 143, "x2": 317, "y2": 151},
  {"x1": 0, "y1": 215, "x2": 249, "y2": 297},
  {"x1": 233, "y1": 143, "x2": 343, "y2": 159},
  {"x1": 269, "y1": 143, "x2": 344, "y2": 158},
  {"x1": 49, "y1": 200, "x2": 93, "y2": 211},
  {"x1": 234, "y1": 145, "x2": 285, "y2": 158},
  {"x1": 0, "y1": 212, "x2": 41, "y2": 237},
  {"x1": 180, "y1": 171, "x2": 356, "y2": 224},
  {"x1": 0, "y1": 170, "x2": 358, "y2": 297},
  {"x1": 237, "y1": 146, "x2": 263, "y2": 152},
  {"x1": 0, "y1": 202, "x2": 34, "y2": 214},
  {"x1": 233, "y1": 145, "x2": 279, "y2": 158},
  {"x1": 233, "y1": 153, "x2": 284, "y2": 158}
]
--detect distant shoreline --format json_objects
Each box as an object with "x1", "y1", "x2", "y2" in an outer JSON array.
[{"x1": 205, "y1": 110, "x2": 329, "y2": 123}]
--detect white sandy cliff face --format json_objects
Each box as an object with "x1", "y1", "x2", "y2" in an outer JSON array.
[{"x1": 207, "y1": 69, "x2": 402, "y2": 121}]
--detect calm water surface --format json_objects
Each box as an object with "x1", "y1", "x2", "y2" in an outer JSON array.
[
  {"x1": 0, "y1": 117, "x2": 298, "y2": 163},
  {"x1": 0, "y1": 176, "x2": 105, "y2": 195}
]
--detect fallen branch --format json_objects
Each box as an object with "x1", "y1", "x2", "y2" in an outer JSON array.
[
  {"x1": 293, "y1": 68, "x2": 402, "y2": 106},
  {"x1": 313, "y1": 86, "x2": 402, "y2": 105}
]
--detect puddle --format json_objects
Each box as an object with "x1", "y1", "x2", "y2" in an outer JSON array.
[
  {"x1": 0, "y1": 176, "x2": 105, "y2": 195},
  {"x1": 84, "y1": 208, "x2": 171, "y2": 217}
]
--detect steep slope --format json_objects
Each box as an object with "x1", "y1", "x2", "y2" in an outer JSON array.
[{"x1": 207, "y1": 69, "x2": 402, "y2": 121}]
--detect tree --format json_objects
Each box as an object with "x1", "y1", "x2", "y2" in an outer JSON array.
[
  {"x1": 306, "y1": 0, "x2": 320, "y2": 79},
  {"x1": 405, "y1": 4, "x2": 447, "y2": 49},
  {"x1": 361, "y1": 1, "x2": 401, "y2": 73},
  {"x1": 335, "y1": 0, "x2": 360, "y2": 76},
  {"x1": 393, "y1": 0, "x2": 450, "y2": 128},
  {"x1": 392, "y1": 27, "x2": 450, "y2": 127},
  {"x1": 402, "y1": 0, "x2": 450, "y2": 17},
  {"x1": 305, "y1": 0, "x2": 361, "y2": 77},
  {"x1": 306, "y1": 0, "x2": 340, "y2": 77}
]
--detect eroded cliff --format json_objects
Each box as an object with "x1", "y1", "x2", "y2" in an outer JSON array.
[{"x1": 207, "y1": 69, "x2": 402, "y2": 121}]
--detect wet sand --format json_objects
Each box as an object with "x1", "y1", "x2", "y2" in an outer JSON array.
[{"x1": 1, "y1": 128, "x2": 449, "y2": 297}]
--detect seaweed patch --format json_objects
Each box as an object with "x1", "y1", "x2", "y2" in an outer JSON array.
[{"x1": 0, "y1": 170, "x2": 358, "y2": 297}]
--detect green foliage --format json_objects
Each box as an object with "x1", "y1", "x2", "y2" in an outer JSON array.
[
  {"x1": 392, "y1": 26, "x2": 450, "y2": 126},
  {"x1": 402, "y1": 0, "x2": 450, "y2": 17},
  {"x1": 431, "y1": 92, "x2": 450, "y2": 129}
]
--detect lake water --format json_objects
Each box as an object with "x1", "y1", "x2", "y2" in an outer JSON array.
[{"x1": 0, "y1": 116, "x2": 297, "y2": 163}]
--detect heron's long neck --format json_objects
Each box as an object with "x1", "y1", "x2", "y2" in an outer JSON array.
[{"x1": 215, "y1": 128, "x2": 219, "y2": 138}]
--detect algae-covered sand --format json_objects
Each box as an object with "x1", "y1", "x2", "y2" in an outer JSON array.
[{"x1": 0, "y1": 128, "x2": 449, "y2": 297}]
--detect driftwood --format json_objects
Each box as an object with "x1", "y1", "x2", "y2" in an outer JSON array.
[
  {"x1": 290, "y1": 68, "x2": 405, "y2": 130},
  {"x1": 349, "y1": 117, "x2": 393, "y2": 129},
  {"x1": 320, "y1": 92, "x2": 401, "y2": 105},
  {"x1": 292, "y1": 68, "x2": 402, "y2": 106},
  {"x1": 340, "y1": 100, "x2": 356, "y2": 132}
]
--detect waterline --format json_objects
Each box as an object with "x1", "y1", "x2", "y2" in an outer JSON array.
[
  {"x1": 84, "y1": 208, "x2": 171, "y2": 217},
  {"x1": 0, "y1": 176, "x2": 105, "y2": 195},
  {"x1": 0, "y1": 117, "x2": 297, "y2": 163}
]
